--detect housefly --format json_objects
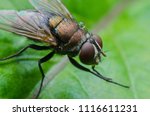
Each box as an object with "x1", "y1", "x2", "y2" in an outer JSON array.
[{"x1": 0, "y1": 0, "x2": 129, "y2": 98}]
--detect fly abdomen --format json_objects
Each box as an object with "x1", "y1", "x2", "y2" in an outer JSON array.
[
  {"x1": 49, "y1": 16, "x2": 79, "y2": 43},
  {"x1": 49, "y1": 15, "x2": 63, "y2": 29}
]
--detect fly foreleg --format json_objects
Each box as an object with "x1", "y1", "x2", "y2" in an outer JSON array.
[{"x1": 68, "y1": 56, "x2": 129, "y2": 88}]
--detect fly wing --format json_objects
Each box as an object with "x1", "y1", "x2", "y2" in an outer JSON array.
[
  {"x1": 0, "y1": 10, "x2": 57, "y2": 46},
  {"x1": 29, "y1": 0, "x2": 73, "y2": 19}
]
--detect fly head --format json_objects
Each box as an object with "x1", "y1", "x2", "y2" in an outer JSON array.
[{"x1": 79, "y1": 33, "x2": 106, "y2": 65}]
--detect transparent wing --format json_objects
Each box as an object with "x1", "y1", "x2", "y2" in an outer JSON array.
[
  {"x1": 0, "y1": 10, "x2": 57, "y2": 45},
  {"x1": 29, "y1": 0, "x2": 73, "y2": 19}
]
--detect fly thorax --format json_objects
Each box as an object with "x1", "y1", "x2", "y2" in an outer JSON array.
[
  {"x1": 61, "y1": 32, "x2": 90, "y2": 55},
  {"x1": 56, "y1": 28, "x2": 87, "y2": 57},
  {"x1": 64, "y1": 29, "x2": 85, "y2": 49}
]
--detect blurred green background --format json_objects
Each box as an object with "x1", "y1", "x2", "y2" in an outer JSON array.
[{"x1": 0, "y1": 0, "x2": 149, "y2": 99}]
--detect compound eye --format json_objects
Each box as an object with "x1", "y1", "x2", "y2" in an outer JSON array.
[
  {"x1": 93, "y1": 34, "x2": 103, "y2": 48},
  {"x1": 79, "y1": 42, "x2": 95, "y2": 65}
]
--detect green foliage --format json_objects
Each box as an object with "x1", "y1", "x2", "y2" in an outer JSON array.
[{"x1": 0, "y1": 0, "x2": 149, "y2": 98}]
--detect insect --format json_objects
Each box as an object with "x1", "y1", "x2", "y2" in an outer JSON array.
[{"x1": 0, "y1": 0, "x2": 129, "y2": 98}]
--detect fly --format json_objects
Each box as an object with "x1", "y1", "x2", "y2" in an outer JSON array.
[{"x1": 0, "y1": 0, "x2": 129, "y2": 98}]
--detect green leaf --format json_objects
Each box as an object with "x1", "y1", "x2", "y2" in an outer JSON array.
[
  {"x1": 0, "y1": 0, "x2": 150, "y2": 99},
  {"x1": 40, "y1": 0, "x2": 150, "y2": 99}
]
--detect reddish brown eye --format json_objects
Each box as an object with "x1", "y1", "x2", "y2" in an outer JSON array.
[
  {"x1": 79, "y1": 42, "x2": 95, "y2": 65},
  {"x1": 93, "y1": 34, "x2": 103, "y2": 48}
]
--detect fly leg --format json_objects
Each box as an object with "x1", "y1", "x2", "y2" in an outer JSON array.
[
  {"x1": 92, "y1": 66, "x2": 112, "y2": 81},
  {"x1": 91, "y1": 66, "x2": 129, "y2": 88},
  {"x1": 0, "y1": 44, "x2": 52, "y2": 99},
  {"x1": 68, "y1": 56, "x2": 111, "y2": 81},
  {"x1": 0, "y1": 44, "x2": 51, "y2": 61},
  {"x1": 68, "y1": 56, "x2": 129, "y2": 88},
  {"x1": 36, "y1": 51, "x2": 55, "y2": 99}
]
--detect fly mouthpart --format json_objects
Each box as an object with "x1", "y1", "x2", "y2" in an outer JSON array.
[{"x1": 101, "y1": 50, "x2": 107, "y2": 57}]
